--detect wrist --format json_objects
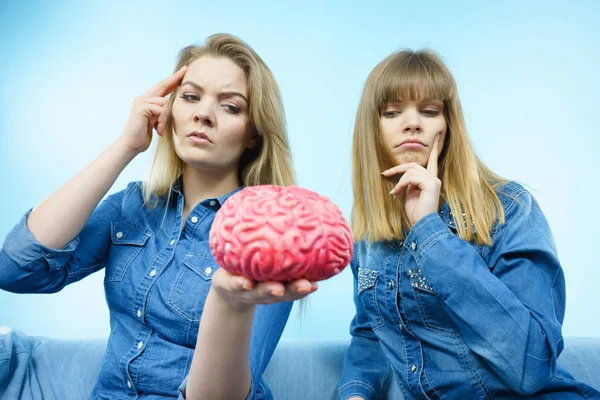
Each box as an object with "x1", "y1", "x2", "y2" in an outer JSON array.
[
  {"x1": 114, "y1": 136, "x2": 144, "y2": 158},
  {"x1": 209, "y1": 286, "x2": 257, "y2": 314}
]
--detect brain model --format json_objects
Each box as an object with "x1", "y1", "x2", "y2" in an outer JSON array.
[{"x1": 209, "y1": 185, "x2": 353, "y2": 282}]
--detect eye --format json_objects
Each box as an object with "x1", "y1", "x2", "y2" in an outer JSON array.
[
  {"x1": 382, "y1": 110, "x2": 400, "y2": 118},
  {"x1": 180, "y1": 93, "x2": 200, "y2": 102},
  {"x1": 223, "y1": 104, "x2": 241, "y2": 114},
  {"x1": 422, "y1": 108, "x2": 440, "y2": 116}
]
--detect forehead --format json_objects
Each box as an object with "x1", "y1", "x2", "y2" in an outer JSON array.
[
  {"x1": 375, "y1": 56, "x2": 454, "y2": 107},
  {"x1": 184, "y1": 56, "x2": 247, "y2": 95}
]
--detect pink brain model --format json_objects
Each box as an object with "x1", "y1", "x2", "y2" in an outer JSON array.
[{"x1": 209, "y1": 185, "x2": 353, "y2": 282}]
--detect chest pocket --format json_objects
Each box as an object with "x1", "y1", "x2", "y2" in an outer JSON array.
[
  {"x1": 408, "y1": 268, "x2": 457, "y2": 335},
  {"x1": 105, "y1": 220, "x2": 151, "y2": 283},
  {"x1": 357, "y1": 267, "x2": 385, "y2": 330},
  {"x1": 168, "y1": 245, "x2": 218, "y2": 322}
]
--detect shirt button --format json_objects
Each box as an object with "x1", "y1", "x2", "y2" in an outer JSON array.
[
  {"x1": 209, "y1": 200, "x2": 217, "y2": 207},
  {"x1": 204, "y1": 267, "x2": 212, "y2": 275},
  {"x1": 136, "y1": 309, "x2": 141, "y2": 318},
  {"x1": 411, "y1": 242, "x2": 417, "y2": 251},
  {"x1": 169, "y1": 239, "x2": 175, "y2": 246},
  {"x1": 149, "y1": 269, "x2": 157, "y2": 277},
  {"x1": 411, "y1": 364, "x2": 418, "y2": 373},
  {"x1": 388, "y1": 280, "x2": 394, "y2": 289},
  {"x1": 137, "y1": 341, "x2": 143, "y2": 349},
  {"x1": 191, "y1": 216, "x2": 199, "y2": 223},
  {"x1": 127, "y1": 380, "x2": 132, "y2": 388},
  {"x1": 115, "y1": 231, "x2": 123, "y2": 239}
]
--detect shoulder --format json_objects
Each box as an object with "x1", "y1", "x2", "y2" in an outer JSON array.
[
  {"x1": 105, "y1": 181, "x2": 147, "y2": 216},
  {"x1": 495, "y1": 180, "x2": 535, "y2": 215},
  {"x1": 114, "y1": 181, "x2": 145, "y2": 203},
  {"x1": 492, "y1": 181, "x2": 553, "y2": 243}
]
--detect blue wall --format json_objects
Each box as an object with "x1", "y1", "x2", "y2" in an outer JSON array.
[{"x1": 1, "y1": 0, "x2": 598, "y2": 339}]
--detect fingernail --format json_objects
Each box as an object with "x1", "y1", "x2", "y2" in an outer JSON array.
[{"x1": 271, "y1": 290, "x2": 284, "y2": 296}]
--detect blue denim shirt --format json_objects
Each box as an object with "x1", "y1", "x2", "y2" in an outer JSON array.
[
  {"x1": 339, "y1": 181, "x2": 600, "y2": 399},
  {"x1": 0, "y1": 180, "x2": 292, "y2": 400}
]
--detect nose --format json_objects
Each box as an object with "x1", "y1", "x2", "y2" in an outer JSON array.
[
  {"x1": 193, "y1": 102, "x2": 215, "y2": 128},
  {"x1": 402, "y1": 109, "x2": 422, "y2": 134}
]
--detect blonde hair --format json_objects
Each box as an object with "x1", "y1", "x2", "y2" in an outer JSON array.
[
  {"x1": 352, "y1": 49, "x2": 506, "y2": 245},
  {"x1": 144, "y1": 33, "x2": 295, "y2": 205}
]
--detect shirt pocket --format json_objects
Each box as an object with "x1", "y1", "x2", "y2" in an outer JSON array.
[
  {"x1": 408, "y1": 268, "x2": 457, "y2": 335},
  {"x1": 357, "y1": 267, "x2": 385, "y2": 330},
  {"x1": 104, "y1": 220, "x2": 151, "y2": 283},
  {"x1": 168, "y1": 248, "x2": 218, "y2": 322}
]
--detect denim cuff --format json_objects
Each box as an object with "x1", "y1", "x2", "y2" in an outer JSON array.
[
  {"x1": 2, "y1": 209, "x2": 79, "y2": 271},
  {"x1": 338, "y1": 380, "x2": 376, "y2": 400},
  {"x1": 403, "y1": 212, "x2": 454, "y2": 261}
]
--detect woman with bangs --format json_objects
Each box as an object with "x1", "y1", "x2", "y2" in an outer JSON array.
[
  {"x1": 338, "y1": 50, "x2": 599, "y2": 399},
  {"x1": 0, "y1": 34, "x2": 317, "y2": 400}
]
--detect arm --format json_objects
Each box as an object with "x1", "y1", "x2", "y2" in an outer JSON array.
[
  {"x1": 26, "y1": 138, "x2": 138, "y2": 250},
  {"x1": 338, "y1": 252, "x2": 389, "y2": 400},
  {"x1": 184, "y1": 269, "x2": 316, "y2": 400},
  {"x1": 0, "y1": 193, "x2": 120, "y2": 293},
  {"x1": 26, "y1": 66, "x2": 187, "y2": 249},
  {"x1": 384, "y1": 136, "x2": 562, "y2": 394},
  {"x1": 0, "y1": 138, "x2": 136, "y2": 293},
  {"x1": 0, "y1": 67, "x2": 187, "y2": 293},
  {"x1": 404, "y1": 191, "x2": 564, "y2": 395}
]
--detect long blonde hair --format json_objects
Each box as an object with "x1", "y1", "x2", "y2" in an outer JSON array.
[
  {"x1": 144, "y1": 33, "x2": 295, "y2": 205},
  {"x1": 352, "y1": 49, "x2": 506, "y2": 245}
]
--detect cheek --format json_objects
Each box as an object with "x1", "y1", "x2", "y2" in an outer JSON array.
[
  {"x1": 170, "y1": 104, "x2": 182, "y2": 132},
  {"x1": 221, "y1": 115, "x2": 252, "y2": 146},
  {"x1": 379, "y1": 119, "x2": 396, "y2": 146}
]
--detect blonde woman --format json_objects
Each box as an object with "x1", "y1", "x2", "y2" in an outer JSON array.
[
  {"x1": 0, "y1": 34, "x2": 315, "y2": 400},
  {"x1": 338, "y1": 50, "x2": 599, "y2": 399}
]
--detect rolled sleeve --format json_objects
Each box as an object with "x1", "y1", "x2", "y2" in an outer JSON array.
[
  {"x1": 339, "y1": 380, "x2": 375, "y2": 400},
  {"x1": 2, "y1": 209, "x2": 80, "y2": 271}
]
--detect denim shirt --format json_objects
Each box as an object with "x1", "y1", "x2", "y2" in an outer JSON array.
[
  {"x1": 339, "y1": 181, "x2": 600, "y2": 400},
  {"x1": 0, "y1": 180, "x2": 292, "y2": 400}
]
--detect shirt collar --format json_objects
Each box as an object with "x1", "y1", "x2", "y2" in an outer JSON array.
[{"x1": 171, "y1": 175, "x2": 244, "y2": 206}]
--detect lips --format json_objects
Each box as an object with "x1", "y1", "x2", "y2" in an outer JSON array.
[
  {"x1": 187, "y1": 131, "x2": 212, "y2": 143},
  {"x1": 398, "y1": 139, "x2": 425, "y2": 148}
]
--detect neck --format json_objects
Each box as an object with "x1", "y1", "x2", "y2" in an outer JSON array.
[{"x1": 181, "y1": 165, "x2": 241, "y2": 211}]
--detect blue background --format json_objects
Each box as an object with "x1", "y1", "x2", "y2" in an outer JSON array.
[{"x1": 1, "y1": 0, "x2": 598, "y2": 339}]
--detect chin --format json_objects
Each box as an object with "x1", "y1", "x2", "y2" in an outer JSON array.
[
  {"x1": 183, "y1": 158, "x2": 219, "y2": 170},
  {"x1": 396, "y1": 156, "x2": 426, "y2": 166}
]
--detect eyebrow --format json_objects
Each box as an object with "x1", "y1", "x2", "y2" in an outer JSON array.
[
  {"x1": 388, "y1": 99, "x2": 444, "y2": 104},
  {"x1": 180, "y1": 81, "x2": 248, "y2": 104}
]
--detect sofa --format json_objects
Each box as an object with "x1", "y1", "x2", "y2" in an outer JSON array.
[{"x1": 1, "y1": 329, "x2": 599, "y2": 399}]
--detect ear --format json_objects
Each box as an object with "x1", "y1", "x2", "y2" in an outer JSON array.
[{"x1": 246, "y1": 133, "x2": 258, "y2": 149}]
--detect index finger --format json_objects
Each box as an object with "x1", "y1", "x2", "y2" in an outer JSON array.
[
  {"x1": 145, "y1": 65, "x2": 188, "y2": 98},
  {"x1": 427, "y1": 133, "x2": 440, "y2": 177}
]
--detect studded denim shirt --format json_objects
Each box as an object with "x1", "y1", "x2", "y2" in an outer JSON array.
[
  {"x1": 339, "y1": 181, "x2": 600, "y2": 400},
  {"x1": 0, "y1": 181, "x2": 292, "y2": 400}
]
